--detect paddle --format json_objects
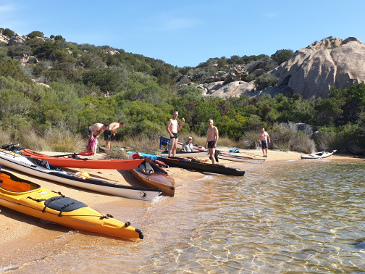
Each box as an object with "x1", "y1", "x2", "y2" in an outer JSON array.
[{"x1": 52, "y1": 151, "x2": 94, "y2": 158}]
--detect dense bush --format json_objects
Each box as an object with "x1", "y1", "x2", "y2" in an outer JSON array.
[
  {"x1": 27, "y1": 31, "x2": 44, "y2": 38},
  {"x1": 1, "y1": 28, "x2": 15, "y2": 38},
  {"x1": 254, "y1": 73, "x2": 278, "y2": 90},
  {"x1": 271, "y1": 49, "x2": 294, "y2": 65}
]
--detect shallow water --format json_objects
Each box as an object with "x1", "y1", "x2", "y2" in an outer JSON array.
[{"x1": 6, "y1": 160, "x2": 365, "y2": 273}]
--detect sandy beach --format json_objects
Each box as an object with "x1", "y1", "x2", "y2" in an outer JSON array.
[{"x1": 0, "y1": 147, "x2": 362, "y2": 268}]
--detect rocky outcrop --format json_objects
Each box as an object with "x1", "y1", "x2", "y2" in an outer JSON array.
[
  {"x1": 0, "y1": 32, "x2": 9, "y2": 44},
  {"x1": 197, "y1": 80, "x2": 256, "y2": 98},
  {"x1": 272, "y1": 37, "x2": 365, "y2": 98},
  {"x1": 7, "y1": 33, "x2": 26, "y2": 46},
  {"x1": 191, "y1": 37, "x2": 365, "y2": 99}
]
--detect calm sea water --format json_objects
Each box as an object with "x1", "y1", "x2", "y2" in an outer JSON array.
[{"x1": 7, "y1": 160, "x2": 365, "y2": 273}]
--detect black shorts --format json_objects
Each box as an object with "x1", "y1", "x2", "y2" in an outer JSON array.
[
  {"x1": 170, "y1": 133, "x2": 178, "y2": 139},
  {"x1": 207, "y1": 141, "x2": 216, "y2": 148},
  {"x1": 261, "y1": 140, "x2": 267, "y2": 149},
  {"x1": 104, "y1": 130, "x2": 112, "y2": 141}
]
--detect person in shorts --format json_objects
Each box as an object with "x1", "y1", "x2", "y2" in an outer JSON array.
[
  {"x1": 205, "y1": 119, "x2": 219, "y2": 164},
  {"x1": 258, "y1": 128, "x2": 271, "y2": 157},
  {"x1": 166, "y1": 111, "x2": 185, "y2": 157},
  {"x1": 104, "y1": 122, "x2": 126, "y2": 150}
]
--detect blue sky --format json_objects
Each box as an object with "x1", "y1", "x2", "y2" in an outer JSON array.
[{"x1": 1, "y1": 0, "x2": 365, "y2": 67}]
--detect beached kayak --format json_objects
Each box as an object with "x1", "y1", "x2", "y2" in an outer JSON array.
[
  {"x1": 0, "y1": 169, "x2": 143, "y2": 239},
  {"x1": 0, "y1": 148, "x2": 162, "y2": 201},
  {"x1": 131, "y1": 157, "x2": 175, "y2": 197},
  {"x1": 217, "y1": 151, "x2": 265, "y2": 164},
  {"x1": 301, "y1": 150, "x2": 337, "y2": 159},
  {"x1": 18, "y1": 148, "x2": 144, "y2": 170},
  {"x1": 159, "y1": 150, "x2": 209, "y2": 158},
  {"x1": 157, "y1": 156, "x2": 245, "y2": 176}
]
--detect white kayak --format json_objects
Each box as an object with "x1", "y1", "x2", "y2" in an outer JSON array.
[
  {"x1": 301, "y1": 150, "x2": 337, "y2": 159},
  {"x1": 159, "y1": 150, "x2": 209, "y2": 158},
  {"x1": 0, "y1": 148, "x2": 162, "y2": 201}
]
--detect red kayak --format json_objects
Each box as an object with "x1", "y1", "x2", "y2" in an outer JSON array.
[{"x1": 20, "y1": 149, "x2": 144, "y2": 170}]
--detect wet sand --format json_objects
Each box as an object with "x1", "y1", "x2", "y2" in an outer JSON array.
[{"x1": 0, "y1": 148, "x2": 362, "y2": 268}]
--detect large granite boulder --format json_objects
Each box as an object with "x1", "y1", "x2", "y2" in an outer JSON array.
[
  {"x1": 272, "y1": 37, "x2": 365, "y2": 98},
  {"x1": 7, "y1": 33, "x2": 26, "y2": 46},
  {"x1": 197, "y1": 80, "x2": 256, "y2": 98}
]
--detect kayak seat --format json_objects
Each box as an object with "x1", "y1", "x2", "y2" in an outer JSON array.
[
  {"x1": 44, "y1": 196, "x2": 87, "y2": 215},
  {"x1": 0, "y1": 178, "x2": 32, "y2": 192},
  {"x1": 138, "y1": 162, "x2": 154, "y2": 174},
  {"x1": 138, "y1": 163, "x2": 146, "y2": 173},
  {"x1": 145, "y1": 162, "x2": 154, "y2": 174}
]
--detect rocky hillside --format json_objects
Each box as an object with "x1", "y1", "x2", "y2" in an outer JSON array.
[
  {"x1": 187, "y1": 37, "x2": 365, "y2": 99},
  {"x1": 272, "y1": 37, "x2": 365, "y2": 99},
  {"x1": 1, "y1": 30, "x2": 364, "y2": 100}
]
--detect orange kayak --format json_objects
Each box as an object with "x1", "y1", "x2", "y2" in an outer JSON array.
[{"x1": 20, "y1": 149, "x2": 144, "y2": 170}]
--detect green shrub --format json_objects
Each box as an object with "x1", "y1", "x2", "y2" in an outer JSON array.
[
  {"x1": 27, "y1": 31, "x2": 44, "y2": 38},
  {"x1": 271, "y1": 49, "x2": 294, "y2": 65},
  {"x1": 254, "y1": 73, "x2": 278, "y2": 90},
  {"x1": 268, "y1": 123, "x2": 316, "y2": 153},
  {"x1": 314, "y1": 124, "x2": 359, "y2": 152},
  {"x1": 2, "y1": 28, "x2": 15, "y2": 38}
]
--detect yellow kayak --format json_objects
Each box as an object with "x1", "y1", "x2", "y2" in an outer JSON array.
[{"x1": 0, "y1": 170, "x2": 143, "y2": 239}]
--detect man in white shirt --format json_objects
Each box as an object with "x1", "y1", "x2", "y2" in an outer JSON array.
[{"x1": 182, "y1": 137, "x2": 194, "y2": 152}]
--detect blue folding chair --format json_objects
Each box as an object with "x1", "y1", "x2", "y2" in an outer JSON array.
[{"x1": 159, "y1": 136, "x2": 170, "y2": 151}]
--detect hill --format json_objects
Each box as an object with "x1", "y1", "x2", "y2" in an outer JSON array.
[{"x1": 0, "y1": 28, "x2": 364, "y2": 154}]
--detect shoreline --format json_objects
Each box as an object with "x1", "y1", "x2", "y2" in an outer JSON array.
[{"x1": 0, "y1": 148, "x2": 363, "y2": 267}]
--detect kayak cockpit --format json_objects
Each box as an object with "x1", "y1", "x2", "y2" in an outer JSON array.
[{"x1": 0, "y1": 171, "x2": 40, "y2": 192}]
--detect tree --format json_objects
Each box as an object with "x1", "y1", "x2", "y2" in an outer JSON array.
[
  {"x1": 2, "y1": 28, "x2": 15, "y2": 38},
  {"x1": 0, "y1": 57, "x2": 32, "y2": 83},
  {"x1": 27, "y1": 31, "x2": 44, "y2": 38},
  {"x1": 271, "y1": 49, "x2": 294, "y2": 65}
]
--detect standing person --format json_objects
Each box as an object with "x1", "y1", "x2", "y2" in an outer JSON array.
[
  {"x1": 104, "y1": 122, "x2": 126, "y2": 150},
  {"x1": 258, "y1": 128, "x2": 271, "y2": 157},
  {"x1": 166, "y1": 111, "x2": 185, "y2": 157},
  {"x1": 87, "y1": 123, "x2": 108, "y2": 155},
  {"x1": 182, "y1": 137, "x2": 194, "y2": 152},
  {"x1": 205, "y1": 119, "x2": 219, "y2": 164}
]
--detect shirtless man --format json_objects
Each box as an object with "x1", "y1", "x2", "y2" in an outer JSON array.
[
  {"x1": 104, "y1": 122, "x2": 126, "y2": 150},
  {"x1": 88, "y1": 123, "x2": 108, "y2": 139},
  {"x1": 166, "y1": 111, "x2": 185, "y2": 157},
  {"x1": 258, "y1": 128, "x2": 271, "y2": 157},
  {"x1": 205, "y1": 119, "x2": 219, "y2": 164}
]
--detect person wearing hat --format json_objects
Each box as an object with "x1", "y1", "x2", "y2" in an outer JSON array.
[{"x1": 182, "y1": 136, "x2": 194, "y2": 152}]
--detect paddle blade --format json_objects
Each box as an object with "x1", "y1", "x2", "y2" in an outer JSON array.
[{"x1": 78, "y1": 151, "x2": 94, "y2": 156}]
